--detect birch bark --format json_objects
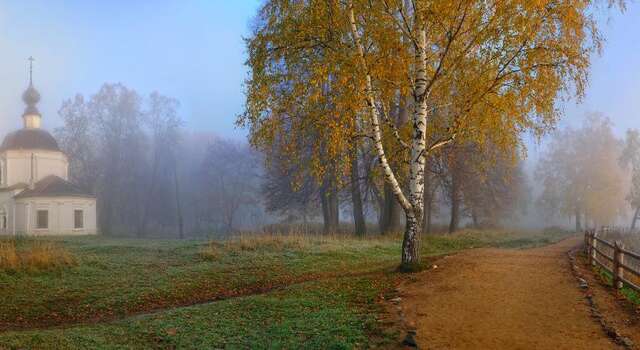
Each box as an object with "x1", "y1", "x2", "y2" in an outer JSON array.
[
  {"x1": 348, "y1": 1, "x2": 426, "y2": 268},
  {"x1": 402, "y1": 23, "x2": 428, "y2": 267},
  {"x1": 347, "y1": 2, "x2": 411, "y2": 213}
]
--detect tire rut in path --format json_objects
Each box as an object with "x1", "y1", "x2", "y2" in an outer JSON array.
[{"x1": 399, "y1": 237, "x2": 622, "y2": 350}]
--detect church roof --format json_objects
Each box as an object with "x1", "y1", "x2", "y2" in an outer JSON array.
[
  {"x1": 0, "y1": 128, "x2": 61, "y2": 152},
  {"x1": 0, "y1": 183, "x2": 29, "y2": 192},
  {"x1": 14, "y1": 175, "x2": 94, "y2": 199}
]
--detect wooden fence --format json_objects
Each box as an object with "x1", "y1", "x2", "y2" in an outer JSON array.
[{"x1": 584, "y1": 230, "x2": 640, "y2": 293}]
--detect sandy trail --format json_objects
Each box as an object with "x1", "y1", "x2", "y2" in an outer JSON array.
[{"x1": 400, "y1": 237, "x2": 620, "y2": 349}]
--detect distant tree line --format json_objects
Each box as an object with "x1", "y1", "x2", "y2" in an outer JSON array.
[
  {"x1": 55, "y1": 83, "x2": 532, "y2": 238},
  {"x1": 55, "y1": 84, "x2": 639, "y2": 239},
  {"x1": 536, "y1": 113, "x2": 640, "y2": 231},
  {"x1": 55, "y1": 83, "x2": 263, "y2": 238}
]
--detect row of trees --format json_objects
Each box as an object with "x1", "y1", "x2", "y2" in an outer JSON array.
[
  {"x1": 53, "y1": 85, "x2": 636, "y2": 242},
  {"x1": 536, "y1": 114, "x2": 640, "y2": 231},
  {"x1": 53, "y1": 84, "x2": 530, "y2": 239},
  {"x1": 56, "y1": 83, "x2": 263, "y2": 237},
  {"x1": 261, "y1": 136, "x2": 528, "y2": 235}
]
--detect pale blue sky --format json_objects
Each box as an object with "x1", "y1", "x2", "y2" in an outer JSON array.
[
  {"x1": 527, "y1": 3, "x2": 640, "y2": 157},
  {"x1": 0, "y1": 0, "x2": 261, "y2": 138},
  {"x1": 0, "y1": 1, "x2": 638, "y2": 149}
]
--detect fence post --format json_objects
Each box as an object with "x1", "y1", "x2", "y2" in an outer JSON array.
[
  {"x1": 585, "y1": 231, "x2": 591, "y2": 258},
  {"x1": 619, "y1": 242, "x2": 626, "y2": 289},
  {"x1": 591, "y1": 231, "x2": 598, "y2": 266},
  {"x1": 613, "y1": 241, "x2": 624, "y2": 289}
]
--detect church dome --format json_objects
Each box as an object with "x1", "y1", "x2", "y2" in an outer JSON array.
[
  {"x1": 0, "y1": 128, "x2": 60, "y2": 152},
  {"x1": 22, "y1": 85, "x2": 41, "y2": 106}
]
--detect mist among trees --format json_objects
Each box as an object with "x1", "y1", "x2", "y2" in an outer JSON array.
[
  {"x1": 45, "y1": 2, "x2": 637, "y2": 271},
  {"x1": 52, "y1": 83, "x2": 638, "y2": 247}
]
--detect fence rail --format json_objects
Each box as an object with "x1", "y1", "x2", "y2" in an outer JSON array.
[{"x1": 584, "y1": 230, "x2": 640, "y2": 293}]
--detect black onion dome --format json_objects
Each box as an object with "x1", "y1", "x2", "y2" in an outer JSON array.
[
  {"x1": 22, "y1": 85, "x2": 40, "y2": 105},
  {"x1": 0, "y1": 128, "x2": 60, "y2": 152},
  {"x1": 22, "y1": 84, "x2": 41, "y2": 116}
]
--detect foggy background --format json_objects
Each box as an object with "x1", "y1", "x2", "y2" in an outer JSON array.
[{"x1": 1, "y1": 1, "x2": 639, "y2": 235}]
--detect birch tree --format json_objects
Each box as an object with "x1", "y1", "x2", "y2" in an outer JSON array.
[
  {"x1": 202, "y1": 139, "x2": 262, "y2": 233},
  {"x1": 241, "y1": 0, "x2": 622, "y2": 269}
]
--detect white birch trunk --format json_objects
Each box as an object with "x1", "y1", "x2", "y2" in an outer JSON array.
[
  {"x1": 348, "y1": 2, "x2": 427, "y2": 269},
  {"x1": 347, "y1": 3, "x2": 411, "y2": 214},
  {"x1": 402, "y1": 25, "x2": 428, "y2": 268}
]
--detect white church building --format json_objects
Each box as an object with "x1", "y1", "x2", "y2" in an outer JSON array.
[{"x1": 0, "y1": 64, "x2": 97, "y2": 235}]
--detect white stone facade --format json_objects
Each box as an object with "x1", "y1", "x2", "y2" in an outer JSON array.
[
  {"x1": 0, "y1": 149, "x2": 69, "y2": 187},
  {"x1": 0, "y1": 147, "x2": 98, "y2": 236},
  {"x1": 12, "y1": 197, "x2": 97, "y2": 235}
]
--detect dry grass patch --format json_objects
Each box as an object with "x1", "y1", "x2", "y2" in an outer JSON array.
[
  {"x1": 200, "y1": 233, "x2": 398, "y2": 260},
  {"x1": 0, "y1": 238, "x2": 76, "y2": 272},
  {"x1": 228, "y1": 233, "x2": 313, "y2": 251},
  {"x1": 0, "y1": 241, "x2": 20, "y2": 270},
  {"x1": 199, "y1": 229, "x2": 571, "y2": 261}
]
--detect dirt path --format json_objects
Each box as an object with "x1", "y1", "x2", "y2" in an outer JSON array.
[{"x1": 399, "y1": 237, "x2": 621, "y2": 349}]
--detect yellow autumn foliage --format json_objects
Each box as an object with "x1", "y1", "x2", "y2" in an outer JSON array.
[{"x1": 241, "y1": 0, "x2": 621, "y2": 185}]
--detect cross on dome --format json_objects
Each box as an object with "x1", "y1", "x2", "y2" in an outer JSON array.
[{"x1": 22, "y1": 56, "x2": 42, "y2": 128}]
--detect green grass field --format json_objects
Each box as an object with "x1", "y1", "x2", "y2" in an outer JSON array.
[{"x1": 0, "y1": 229, "x2": 571, "y2": 349}]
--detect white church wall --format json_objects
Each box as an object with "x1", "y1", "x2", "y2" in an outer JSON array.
[
  {"x1": 14, "y1": 197, "x2": 97, "y2": 235},
  {"x1": 0, "y1": 155, "x2": 6, "y2": 187},
  {"x1": 14, "y1": 202, "x2": 27, "y2": 234},
  {"x1": 0, "y1": 192, "x2": 14, "y2": 234},
  {"x1": 2, "y1": 150, "x2": 68, "y2": 187}
]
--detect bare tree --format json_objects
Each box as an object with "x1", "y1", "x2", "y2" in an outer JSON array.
[
  {"x1": 201, "y1": 139, "x2": 262, "y2": 233},
  {"x1": 138, "y1": 92, "x2": 182, "y2": 237}
]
